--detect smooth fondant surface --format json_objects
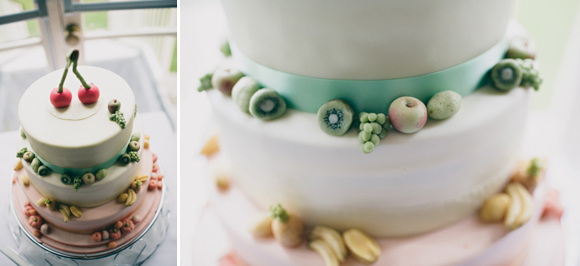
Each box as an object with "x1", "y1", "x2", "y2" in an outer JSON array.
[
  {"x1": 221, "y1": 0, "x2": 513, "y2": 79},
  {"x1": 19, "y1": 66, "x2": 136, "y2": 168},
  {"x1": 21, "y1": 116, "x2": 145, "y2": 207},
  {"x1": 208, "y1": 86, "x2": 532, "y2": 237}
]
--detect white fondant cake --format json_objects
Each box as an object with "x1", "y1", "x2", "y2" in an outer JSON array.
[
  {"x1": 221, "y1": 0, "x2": 513, "y2": 79},
  {"x1": 209, "y1": 86, "x2": 531, "y2": 236},
  {"x1": 201, "y1": 0, "x2": 560, "y2": 265},
  {"x1": 11, "y1": 63, "x2": 166, "y2": 255},
  {"x1": 19, "y1": 66, "x2": 136, "y2": 168}
]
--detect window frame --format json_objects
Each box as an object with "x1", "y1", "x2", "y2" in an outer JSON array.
[
  {"x1": 0, "y1": 0, "x2": 47, "y2": 25},
  {"x1": 64, "y1": 0, "x2": 177, "y2": 13}
]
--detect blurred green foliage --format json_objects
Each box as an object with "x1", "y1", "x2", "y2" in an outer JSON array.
[
  {"x1": 170, "y1": 40, "x2": 177, "y2": 72},
  {"x1": 82, "y1": 0, "x2": 109, "y2": 30},
  {"x1": 11, "y1": 0, "x2": 38, "y2": 36}
]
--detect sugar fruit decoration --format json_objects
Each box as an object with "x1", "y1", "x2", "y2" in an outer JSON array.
[
  {"x1": 16, "y1": 147, "x2": 27, "y2": 158},
  {"x1": 426, "y1": 90, "x2": 462, "y2": 120},
  {"x1": 49, "y1": 50, "x2": 76, "y2": 108},
  {"x1": 249, "y1": 88, "x2": 287, "y2": 120},
  {"x1": 308, "y1": 226, "x2": 348, "y2": 264},
  {"x1": 358, "y1": 112, "x2": 389, "y2": 154},
  {"x1": 71, "y1": 49, "x2": 100, "y2": 104},
  {"x1": 506, "y1": 36, "x2": 537, "y2": 60},
  {"x1": 318, "y1": 99, "x2": 354, "y2": 136},
  {"x1": 197, "y1": 43, "x2": 235, "y2": 92},
  {"x1": 388, "y1": 96, "x2": 427, "y2": 134},
  {"x1": 110, "y1": 111, "x2": 126, "y2": 129},
  {"x1": 269, "y1": 203, "x2": 306, "y2": 248},
  {"x1": 212, "y1": 66, "x2": 244, "y2": 95},
  {"x1": 491, "y1": 59, "x2": 542, "y2": 92},
  {"x1": 479, "y1": 158, "x2": 542, "y2": 230}
]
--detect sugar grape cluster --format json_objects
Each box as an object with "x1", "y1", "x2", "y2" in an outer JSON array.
[
  {"x1": 109, "y1": 111, "x2": 126, "y2": 129},
  {"x1": 16, "y1": 147, "x2": 27, "y2": 158},
  {"x1": 128, "y1": 151, "x2": 140, "y2": 162},
  {"x1": 515, "y1": 59, "x2": 542, "y2": 91},
  {"x1": 73, "y1": 176, "x2": 83, "y2": 191},
  {"x1": 358, "y1": 112, "x2": 390, "y2": 154}
]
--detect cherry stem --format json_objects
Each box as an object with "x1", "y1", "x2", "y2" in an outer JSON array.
[
  {"x1": 58, "y1": 60, "x2": 72, "y2": 93},
  {"x1": 70, "y1": 51, "x2": 90, "y2": 89}
]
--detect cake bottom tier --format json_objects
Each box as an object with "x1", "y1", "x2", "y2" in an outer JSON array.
[
  {"x1": 12, "y1": 183, "x2": 162, "y2": 254},
  {"x1": 206, "y1": 176, "x2": 564, "y2": 266},
  {"x1": 10, "y1": 149, "x2": 165, "y2": 254}
]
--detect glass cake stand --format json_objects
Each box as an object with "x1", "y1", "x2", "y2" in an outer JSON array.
[{"x1": 7, "y1": 184, "x2": 170, "y2": 266}]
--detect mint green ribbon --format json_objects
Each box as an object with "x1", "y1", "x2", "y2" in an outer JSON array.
[
  {"x1": 33, "y1": 141, "x2": 130, "y2": 176},
  {"x1": 232, "y1": 37, "x2": 509, "y2": 114}
]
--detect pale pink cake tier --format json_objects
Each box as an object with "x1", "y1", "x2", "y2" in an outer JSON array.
[
  {"x1": 10, "y1": 148, "x2": 165, "y2": 254},
  {"x1": 13, "y1": 182, "x2": 162, "y2": 254},
  {"x1": 13, "y1": 149, "x2": 154, "y2": 233},
  {"x1": 209, "y1": 175, "x2": 562, "y2": 266},
  {"x1": 195, "y1": 216, "x2": 564, "y2": 266}
]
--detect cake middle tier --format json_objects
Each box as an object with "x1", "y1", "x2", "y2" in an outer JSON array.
[
  {"x1": 208, "y1": 86, "x2": 531, "y2": 237},
  {"x1": 21, "y1": 116, "x2": 145, "y2": 207}
]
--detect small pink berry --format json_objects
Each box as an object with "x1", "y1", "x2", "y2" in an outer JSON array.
[
  {"x1": 148, "y1": 179, "x2": 158, "y2": 191},
  {"x1": 91, "y1": 232, "x2": 102, "y2": 242}
]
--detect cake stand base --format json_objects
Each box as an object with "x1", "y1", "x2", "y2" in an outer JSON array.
[{"x1": 7, "y1": 187, "x2": 170, "y2": 266}]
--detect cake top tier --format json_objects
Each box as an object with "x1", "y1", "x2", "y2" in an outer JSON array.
[
  {"x1": 18, "y1": 66, "x2": 136, "y2": 168},
  {"x1": 221, "y1": 0, "x2": 513, "y2": 80}
]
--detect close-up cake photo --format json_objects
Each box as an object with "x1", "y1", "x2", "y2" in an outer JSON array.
[
  {"x1": 183, "y1": 0, "x2": 580, "y2": 265},
  {"x1": 5, "y1": 0, "x2": 580, "y2": 265},
  {"x1": 0, "y1": 0, "x2": 177, "y2": 265}
]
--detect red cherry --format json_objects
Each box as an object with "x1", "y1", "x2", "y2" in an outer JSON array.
[
  {"x1": 50, "y1": 88, "x2": 73, "y2": 108},
  {"x1": 78, "y1": 84, "x2": 100, "y2": 104}
]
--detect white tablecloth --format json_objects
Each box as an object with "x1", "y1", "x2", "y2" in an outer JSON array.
[{"x1": 0, "y1": 111, "x2": 176, "y2": 265}]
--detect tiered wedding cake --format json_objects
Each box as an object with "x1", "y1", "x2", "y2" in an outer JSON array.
[
  {"x1": 200, "y1": 0, "x2": 563, "y2": 265},
  {"x1": 11, "y1": 51, "x2": 165, "y2": 254}
]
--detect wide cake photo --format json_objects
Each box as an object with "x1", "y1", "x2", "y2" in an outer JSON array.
[
  {"x1": 0, "y1": 49, "x2": 176, "y2": 265},
  {"x1": 0, "y1": 2, "x2": 177, "y2": 265},
  {"x1": 183, "y1": 0, "x2": 571, "y2": 265}
]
